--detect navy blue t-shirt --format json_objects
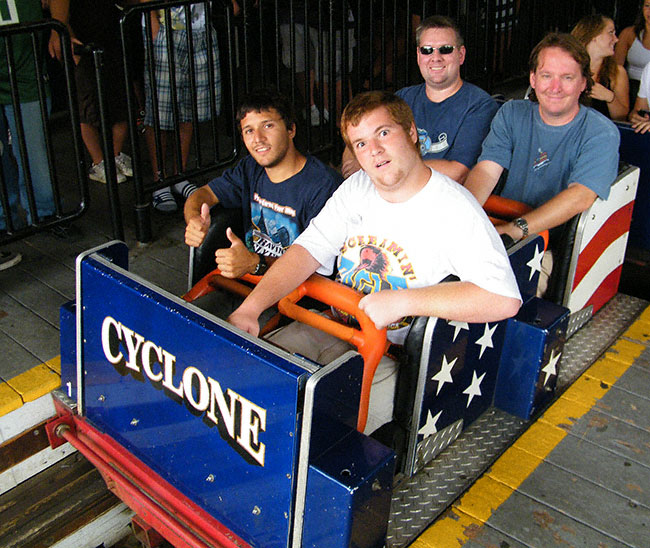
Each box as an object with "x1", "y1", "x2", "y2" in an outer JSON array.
[
  {"x1": 208, "y1": 154, "x2": 342, "y2": 257},
  {"x1": 397, "y1": 82, "x2": 498, "y2": 169}
]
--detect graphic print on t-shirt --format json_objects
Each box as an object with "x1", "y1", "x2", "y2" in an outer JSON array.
[
  {"x1": 417, "y1": 127, "x2": 449, "y2": 155},
  {"x1": 246, "y1": 196, "x2": 299, "y2": 258},
  {"x1": 335, "y1": 236, "x2": 416, "y2": 332}
]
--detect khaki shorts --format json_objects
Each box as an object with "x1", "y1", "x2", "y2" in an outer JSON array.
[{"x1": 267, "y1": 316, "x2": 397, "y2": 434}]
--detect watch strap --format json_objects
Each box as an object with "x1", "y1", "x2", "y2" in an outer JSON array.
[
  {"x1": 513, "y1": 217, "x2": 529, "y2": 239},
  {"x1": 253, "y1": 254, "x2": 268, "y2": 275}
]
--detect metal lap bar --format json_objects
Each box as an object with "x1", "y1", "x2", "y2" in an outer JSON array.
[
  {"x1": 183, "y1": 268, "x2": 388, "y2": 432},
  {"x1": 277, "y1": 276, "x2": 387, "y2": 432},
  {"x1": 49, "y1": 413, "x2": 251, "y2": 548}
]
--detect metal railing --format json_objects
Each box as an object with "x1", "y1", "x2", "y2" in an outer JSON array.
[
  {"x1": 120, "y1": 0, "x2": 237, "y2": 242},
  {"x1": 0, "y1": 19, "x2": 88, "y2": 245},
  {"x1": 3, "y1": 1, "x2": 624, "y2": 246}
]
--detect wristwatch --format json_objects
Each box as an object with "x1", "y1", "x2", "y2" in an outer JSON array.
[
  {"x1": 253, "y1": 254, "x2": 268, "y2": 275},
  {"x1": 513, "y1": 217, "x2": 529, "y2": 240}
]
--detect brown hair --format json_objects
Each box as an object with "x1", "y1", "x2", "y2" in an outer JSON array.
[
  {"x1": 340, "y1": 91, "x2": 418, "y2": 152},
  {"x1": 528, "y1": 33, "x2": 593, "y2": 102},
  {"x1": 571, "y1": 15, "x2": 618, "y2": 90},
  {"x1": 415, "y1": 15, "x2": 464, "y2": 47},
  {"x1": 634, "y1": 2, "x2": 649, "y2": 39}
]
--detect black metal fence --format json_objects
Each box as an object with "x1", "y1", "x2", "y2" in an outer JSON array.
[
  {"x1": 0, "y1": 19, "x2": 88, "y2": 245},
  {"x1": 1, "y1": 0, "x2": 631, "y2": 245}
]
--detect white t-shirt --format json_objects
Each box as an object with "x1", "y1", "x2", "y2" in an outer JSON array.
[
  {"x1": 638, "y1": 61, "x2": 650, "y2": 99},
  {"x1": 295, "y1": 169, "x2": 521, "y2": 343}
]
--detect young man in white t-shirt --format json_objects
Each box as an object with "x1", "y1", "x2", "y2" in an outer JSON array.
[{"x1": 228, "y1": 91, "x2": 521, "y2": 431}]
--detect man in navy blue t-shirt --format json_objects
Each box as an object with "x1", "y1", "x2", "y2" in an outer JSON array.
[
  {"x1": 185, "y1": 90, "x2": 342, "y2": 278},
  {"x1": 342, "y1": 16, "x2": 498, "y2": 184}
]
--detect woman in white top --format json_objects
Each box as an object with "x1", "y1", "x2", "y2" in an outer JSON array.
[
  {"x1": 572, "y1": 14, "x2": 629, "y2": 120},
  {"x1": 628, "y1": 61, "x2": 650, "y2": 133},
  {"x1": 615, "y1": 1, "x2": 650, "y2": 103}
]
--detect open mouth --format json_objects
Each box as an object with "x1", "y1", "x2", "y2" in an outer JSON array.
[{"x1": 376, "y1": 160, "x2": 390, "y2": 168}]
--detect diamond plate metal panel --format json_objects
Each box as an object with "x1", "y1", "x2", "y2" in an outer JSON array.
[
  {"x1": 387, "y1": 408, "x2": 526, "y2": 547},
  {"x1": 385, "y1": 294, "x2": 647, "y2": 548},
  {"x1": 558, "y1": 294, "x2": 647, "y2": 387},
  {"x1": 414, "y1": 419, "x2": 463, "y2": 472}
]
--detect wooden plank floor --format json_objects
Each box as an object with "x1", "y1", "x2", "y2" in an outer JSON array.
[{"x1": 0, "y1": 178, "x2": 192, "y2": 415}]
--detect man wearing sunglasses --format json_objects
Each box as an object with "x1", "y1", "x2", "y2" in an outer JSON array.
[{"x1": 341, "y1": 16, "x2": 498, "y2": 184}]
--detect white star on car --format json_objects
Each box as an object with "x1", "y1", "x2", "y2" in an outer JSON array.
[
  {"x1": 527, "y1": 244, "x2": 545, "y2": 281},
  {"x1": 431, "y1": 354, "x2": 458, "y2": 395},
  {"x1": 418, "y1": 409, "x2": 443, "y2": 437},
  {"x1": 463, "y1": 370, "x2": 486, "y2": 407},
  {"x1": 448, "y1": 320, "x2": 469, "y2": 342},
  {"x1": 541, "y1": 349, "x2": 562, "y2": 386},
  {"x1": 475, "y1": 323, "x2": 497, "y2": 359}
]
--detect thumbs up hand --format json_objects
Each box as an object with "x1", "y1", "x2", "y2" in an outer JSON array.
[
  {"x1": 215, "y1": 227, "x2": 260, "y2": 278},
  {"x1": 185, "y1": 203, "x2": 211, "y2": 247}
]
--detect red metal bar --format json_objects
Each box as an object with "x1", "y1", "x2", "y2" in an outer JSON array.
[{"x1": 50, "y1": 412, "x2": 250, "y2": 548}]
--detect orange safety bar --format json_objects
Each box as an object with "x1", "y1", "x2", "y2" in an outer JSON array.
[
  {"x1": 483, "y1": 195, "x2": 549, "y2": 251},
  {"x1": 183, "y1": 268, "x2": 388, "y2": 432},
  {"x1": 277, "y1": 276, "x2": 388, "y2": 432}
]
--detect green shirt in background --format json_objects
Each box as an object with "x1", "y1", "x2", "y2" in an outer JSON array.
[{"x1": 0, "y1": 0, "x2": 48, "y2": 104}]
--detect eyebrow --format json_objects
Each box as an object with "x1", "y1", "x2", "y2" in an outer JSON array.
[{"x1": 241, "y1": 118, "x2": 278, "y2": 130}]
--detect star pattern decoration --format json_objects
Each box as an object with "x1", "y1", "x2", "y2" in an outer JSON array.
[
  {"x1": 527, "y1": 244, "x2": 544, "y2": 281},
  {"x1": 448, "y1": 320, "x2": 469, "y2": 342},
  {"x1": 475, "y1": 323, "x2": 497, "y2": 359},
  {"x1": 541, "y1": 349, "x2": 562, "y2": 386},
  {"x1": 431, "y1": 354, "x2": 457, "y2": 395},
  {"x1": 418, "y1": 409, "x2": 443, "y2": 437},
  {"x1": 463, "y1": 370, "x2": 486, "y2": 408}
]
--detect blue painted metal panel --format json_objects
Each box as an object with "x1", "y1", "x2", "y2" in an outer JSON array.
[
  {"x1": 494, "y1": 297, "x2": 569, "y2": 418},
  {"x1": 79, "y1": 256, "x2": 310, "y2": 548},
  {"x1": 417, "y1": 317, "x2": 507, "y2": 436},
  {"x1": 59, "y1": 300, "x2": 76, "y2": 402},
  {"x1": 618, "y1": 124, "x2": 650, "y2": 251},
  {"x1": 302, "y1": 429, "x2": 395, "y2": 548},
  {"x1": 508, "y1": 235, "x2": 545, "y2": 302}
]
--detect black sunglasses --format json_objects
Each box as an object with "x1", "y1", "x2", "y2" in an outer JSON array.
[{"x1": 418, "y1": 45, "x2": 456, "y2": 55}]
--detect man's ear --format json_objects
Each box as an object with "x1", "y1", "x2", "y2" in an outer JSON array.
[
  {"x1": 529, "y1": 71, "x2": 536, "y2": 90},
  {"x1": 288, "y1": 122, "x2": 297, "y2": 139},
  {"x1": 409, "y1": 122, "x2": 418, "y2": 144},
  {"x1": 458, "y1": 45, "x2": 466, "y2": 66}
]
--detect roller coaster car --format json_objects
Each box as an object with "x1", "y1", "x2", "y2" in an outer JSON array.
[{"x1": 46, "y1": 162, "x2": 638, "y2": 548}]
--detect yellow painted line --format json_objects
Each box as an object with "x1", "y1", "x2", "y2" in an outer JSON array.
[
  {"x1": 0, "y1": 356, "x2": 62, "y2": 417},
  {"x1": 412, "y1": 306, "x2": 650, "y2": 547},
  {"x1": 416, "y1": 508, "x2": 484, "y2": 548},
  {"x1": 0, "y1": 382, "x2": 23, "y2": 416},
  {"x1": 6, "y1": 363, "x2": 61, "y2": 403}
]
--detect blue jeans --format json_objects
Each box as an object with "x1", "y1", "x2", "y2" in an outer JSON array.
[
  {"x1": 0, "y1": 110, "x2": 20, "y2": 231},
  {"x1": 2, "y1": 99, "x2": 55, "y2": 228}
]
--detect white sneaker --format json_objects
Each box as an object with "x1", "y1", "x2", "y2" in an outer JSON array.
[
  {"x1": 0, "y1": 250, "x2": 21, "y2": 271},
  {"x1": 114, "y1": 152, "x2": 133, "y2": 177},
  {"x1": 88, "y1": 160, "x2": 127, "y2": 184},
  {"x1": 310, "y1": 104, "x2": 330, "y2": 126}
]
